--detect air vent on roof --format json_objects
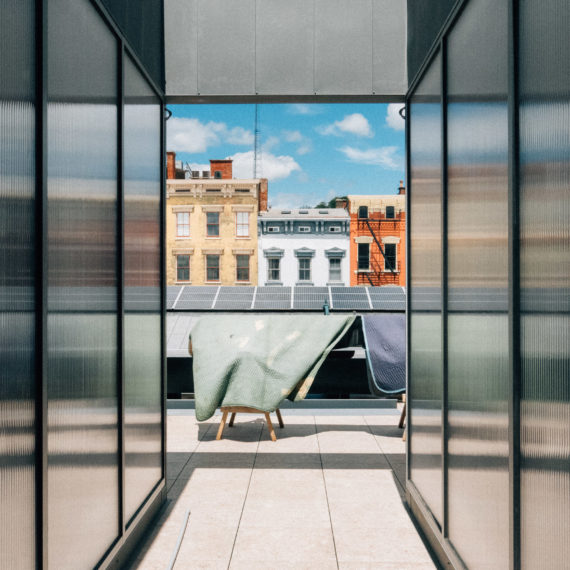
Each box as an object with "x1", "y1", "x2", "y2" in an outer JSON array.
[
  {"x1": 281, "y1": 210, "x2": 291, "y2": 214},
  {"x1": 191, "y1": 171, "x2": 199, "y2": 178},
  {"x1": 318, "y1": 210, "x2": 328, "y2": 214},
  {"x1": 299, "y1": 210, "x2": 308, "y2": 214},
  {"x1": 202, "y1": 171, "x2": 210, "y2": 178}
]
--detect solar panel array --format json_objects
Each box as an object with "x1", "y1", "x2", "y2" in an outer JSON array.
[
  {"x1": 330, "y1": 286, "x2": 370, "y2": 310},
  {"x1": 214, "y1": 286, "x2": 255, "y2": 310},
  {"x1": 293, "y1": 287, "x2": 330, "y2": 310},
  {"x1": 175, "y1": 286, "x2": 218, "y2": 310},
  {"x1": 253, "y1": 286, "x2": 292, "y2": 310},
  {"x1": 167, "y1": 286, "x2": 405, "y2": 311},
  {"x1": 368, "y1": 286, "x2": 405, "y2": 311}
]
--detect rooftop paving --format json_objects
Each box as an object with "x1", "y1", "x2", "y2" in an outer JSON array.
[{"x1": 128, "y1": 407, "x2": 437, "y2": 570}]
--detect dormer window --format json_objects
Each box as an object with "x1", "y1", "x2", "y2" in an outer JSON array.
[
  {"x1": 299, "y1": 210, "x2": 308, "y2": 214},
  {"x1": 358, "y1": 206, "x2": 368, "y2": 219}
]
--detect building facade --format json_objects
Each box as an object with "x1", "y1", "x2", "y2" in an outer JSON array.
[
  {"x1": 166, "y1": 156, "x2": 268, "y2": 286},
  {"x1": 346, "y1": 184, "x2": 406, "y2": 287},
  {"x1": 258, "y1": 209, "x2": 350, "y2": 287}
]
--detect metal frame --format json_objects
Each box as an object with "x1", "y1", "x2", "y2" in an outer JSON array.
[{"x1": 34, "y1": 0, "x2": 48, "y2": 567}]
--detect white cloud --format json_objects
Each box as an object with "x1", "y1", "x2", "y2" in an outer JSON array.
[
  {"x1": 263, "y1": 136, "x2": 281, "y2": 152},
  {"x1": 318, "y1": 113, "x2": 373, "y2": 138},
  {"x1": 167, "y1": 117, "x2": 253, "y2": 153},
  {"x1": 287, "y1": 104, "x2": 321, "y2": 116},
  {"x1": 231, "y1": 150, "x2": 301, "y2": 181},
  {"x1": 339, "y1": 145, "x2": 403, "y2": 169},
  {"x1": 283, "y1": 130, "x2": 313, "y2": 155},
  {"x1": 188, "y1": 162, "x2": 210, "y2": 173},
  {"x1": 386, "y1": 104, "x2": 405, "y2": 131}
]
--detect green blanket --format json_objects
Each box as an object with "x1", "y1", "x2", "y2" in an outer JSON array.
[{"x1": 191, "y1": 314, "x2": 356, "y2": 421}]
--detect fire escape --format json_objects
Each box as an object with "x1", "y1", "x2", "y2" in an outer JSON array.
[{"x1": 357, "y1": 206, "x2": 400, "y2": 286}]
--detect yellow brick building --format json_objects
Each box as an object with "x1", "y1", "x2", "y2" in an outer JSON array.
[{"x1": 166, "y1": 165, "x2": 268, "y2": 286}]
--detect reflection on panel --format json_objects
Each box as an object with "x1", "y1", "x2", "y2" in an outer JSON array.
[
  {"x1": 47, "y1": 0, "x2": 119, "y2": 567},
  {"x1": 124, "y1": 55, "x2": 162, "y2": 522},
  {"x1": 446, "y1": 0, "x2": 509, "y2": 567},
  {"x1": 0, "y1": 1, "x2": 35, "y2": 566},
  {"x1": 409, "y1": 52, "x2": 443, "y2": 524},
  {"x1": 519, "y1": 2, "x2": 570, "y2": 568}
]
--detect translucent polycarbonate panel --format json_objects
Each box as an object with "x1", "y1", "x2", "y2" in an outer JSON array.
[
  {"x1": 409, "y1": 52, "x2": 443, "y2": 524},
  {"x1": 47, "y1": 0, "x2": 119, "y2": 567},
  {"x1": 446, "y1": 0, "x2": 509, "y2": 567},
  {"x1": 519, "y1": 2, "x2": 570, "y2": 567},
  {"x1": 0, "y1": 1, "x2": 35, "y2": 567},
  {"x1": 124, "y1": 55, "x2": 162, "y2": 522}
]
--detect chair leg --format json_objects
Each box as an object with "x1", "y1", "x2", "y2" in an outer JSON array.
[
  {"x1": 229, "y1": 412, "x2": 236, "y2": 427},
  {"x1": 398, "y1": 402, "x2": 406, "y2": 429},
  {"x1": 275, "y1": 408, "x2": 284, "y2": 428},
  {"x1": 216, "y1": 411, "x2": 228, "y2": 440},
  {"x1": 264, "y1": 412, "x2": 277, "y2": 442}
]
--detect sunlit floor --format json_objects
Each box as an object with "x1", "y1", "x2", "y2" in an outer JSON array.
[{"x1": 128, "y1": 406, "x2": 437, "y2": 570}]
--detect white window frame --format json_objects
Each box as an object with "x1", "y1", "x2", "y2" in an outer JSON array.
[
  {"x1": 236, "y1": 211, "x2": 249, "y2": 237},
  {"x1": 328, "y1": 226, "x2": 341, "y2": 233},
  {"x1": 328, "y1": 257, "x2": 342, "y2": 281},
  {"x1": 267, "y1": 226, "x2": 280, "y2": 233},
  {"x1": 299, "y1": 226, "x2": 311, "y2": 233},
  {"x1": 298, "y1": 258, "x2": 311, "y2": 281},
  {"x1": 176, "y1": 212, "x2": 190, "y2": 237},
  {"x1": 267, "y1": 258, "x2": 280, "y2": 281}
]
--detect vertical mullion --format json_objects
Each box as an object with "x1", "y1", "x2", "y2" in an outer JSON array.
[
  {"x1": 35, "y1": 0, "x2": 48, "y2": 567},
  {"x1": 508, "y1": 0, "x2": 521, "y2": 567},
  {"x1": 161, "y1": 104, "x2": 167, "y2": 483},
  {"x1": 440, "y1": 36, "x2": 449, "y2": 540},
  {"x1": 404, "y1": 97, "x2": 411, "y2": 483},
  {"x1": 117, "y1": 39, "x2": 126, "y2": 537}
]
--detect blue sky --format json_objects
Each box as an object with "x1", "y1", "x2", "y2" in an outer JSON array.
[{"x1": 167, "y1": 103, "x2": 405, "y2": 209}]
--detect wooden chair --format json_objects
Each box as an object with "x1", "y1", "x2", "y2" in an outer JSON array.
[{"x1": 216, "y1": 406, "x2": 284, "y2": 442}]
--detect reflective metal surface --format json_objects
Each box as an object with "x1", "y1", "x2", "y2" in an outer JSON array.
[
  {"x1": 47, "y1": 0, "x2": 119, "y2": 566},
  {"x1": 124, "y1": 55, "x2": 162, "y2": 523},
  {"x1": 519, "y1": 1, "x2": 570, "y2": 567},
  {"x1": 0, "y1": 1, "x2": 35, "y2": 567},
  {"x1": 409, "y1": 52, "x2": 443, "y2": 524},
  {"x1": 446, "y1": 0, "x2": 509, "y2": 566}
]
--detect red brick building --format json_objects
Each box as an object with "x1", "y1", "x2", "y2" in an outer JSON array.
[{"x1": 346, "y1": 182, "x2": 406, "y2": 286}]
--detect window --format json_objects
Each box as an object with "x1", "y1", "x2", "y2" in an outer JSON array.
[
  {"x1": 329, "y1": 258, "x2": 341, "y2": 281},
  {"x1": 176, "y1": 255, "x2": 190, "y2": 282},
  {"x1": 236, "y1": 211, "x2": 249, "y2": 237},
  {"x1": 206, "y1": 255, "x2": 220, "y2": 281},
  {"x1": 386, "y1": 206, "x2": 395, "y2": 219},
  {"x1": 206, "y1": 188, "x2": 221, "y2": 193},
  {"x1": 268, "y1": 258, "x2": 280, "y2": 281},
  {"x1": 358, "y1": 205, "x2": 368, "y2": 219},
  {"x1": 384, "y1": 243, "x2": 397, "y2": 271},
  {"x1": 329, "y1": 226, "x2": 341, "y2": 233},
  {"x1": 206, "y1": 212, "x2": 219, "y2": 236},
  {"x1": 267, "y1": 226, "x2": 280, "y2": 233},
  {"x1": 236, "y1": 255, "x2": 250, "y2": 282},
  {"x1": 176, "y1": 212, "x2": 190, "y2": 237},
  {"x1": 358, "y1": 243, "x2": 370, "y2": 270},
  {"x1": 299, "y1": 226, "x2": 311, "y2": 233},
  {"x1": 298, "y1": 258, "x2": 311, "y2": 281},
  {"x1": 214, "y1": 170, "x2": 222, "y2": 179},
  {"x1": 235, "y1": 188, "x2": 249, "y2": 193}
]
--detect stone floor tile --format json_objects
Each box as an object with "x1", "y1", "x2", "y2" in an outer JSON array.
[{"x1": 230, "y1": 560, "x2": 338, "y2": 570}]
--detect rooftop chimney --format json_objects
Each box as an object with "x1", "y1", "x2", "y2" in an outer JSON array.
[
  {"x1": 209, "y1": 159, "x2": 233, "y2": 179},
  {"x1": 398, "y1": 180, "x2": 406, "y2": 195},
  {"x1": 166, "y1": 151, "x2": 176, "y2": 180},
  {"x1": 335, "y1": 197, "x2": 348, "y2": 209}
]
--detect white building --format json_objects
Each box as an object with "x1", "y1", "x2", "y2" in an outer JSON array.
[{"x1": 258, "y1": 208, "x2": 350, "y2": 287}]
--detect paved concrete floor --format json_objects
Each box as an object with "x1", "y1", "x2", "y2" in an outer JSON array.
[{"x1": 128, "y1": 408, "x2": 437, "y2": 570}]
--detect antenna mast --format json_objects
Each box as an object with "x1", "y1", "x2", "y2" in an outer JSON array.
[{"x1": 253, "y1": 104, "x2": 261, "y2": 178}]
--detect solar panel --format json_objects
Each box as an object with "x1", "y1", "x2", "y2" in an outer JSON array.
[
  {"x1": 368, "y1": 287, "x2": 406, "y2": 310},
  {"x1": 253, "y1": 286, "x2": 291, "y2": 310},
  {"x1": 331, "y1": 286, "x2": 371, "y2": 310},
  {"x1": 167, "y1": 286, "x2": 182, "y2": 309},
  {"x1": 175, "y1": 286, "x2": 218, "y2": 310},
  {"x1": 292, "y1": 287, "x2": 330, "y2": 310},
  {"x1": 213, "y1": 286, "x2": 255, "y2": 310}
]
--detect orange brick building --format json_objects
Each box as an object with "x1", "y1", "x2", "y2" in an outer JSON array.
[{"x1": 346, "y1": 182, "x2": 406, "y2": 286}]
